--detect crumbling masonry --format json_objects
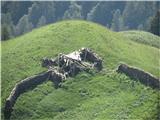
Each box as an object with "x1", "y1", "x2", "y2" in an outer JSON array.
[
  {"x1": 117, "y1": 64, "x2": 160, "y2": 89},
  {"x1": 4, "y1": 48, "x2": 102, "y2": 119},
  {"x1": 4, "y1": 48, "x2": 160, "y2": 119}
]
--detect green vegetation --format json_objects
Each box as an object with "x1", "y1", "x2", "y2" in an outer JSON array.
[
  {"x1": 150, "y1": 10, "x2": 160, "y2": 36},
  {"x1": 120, "y1": 30, "x2": 160, "y2": 48},
  {"x1": 2, "y1": 20, "x2": 160, "y2": 120},
  {"x1": 2, "y1": 1, "x2": 159, "y2": 40}
]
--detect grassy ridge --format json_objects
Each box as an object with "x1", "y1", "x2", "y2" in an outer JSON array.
[
  {"x1": 120, "y1": 30, "x2": 160, "y2": 48},
  {"x1": 2, "y1": 20, "x2": 160, "y2": 119}
]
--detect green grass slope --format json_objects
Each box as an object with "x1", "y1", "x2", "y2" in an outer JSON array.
[
  {"x1": 120, "y1": 30, "x2": 160, "y2": 48},
  {"x1": 2, "y1": 20, "x2": 160, "y2": 120}
]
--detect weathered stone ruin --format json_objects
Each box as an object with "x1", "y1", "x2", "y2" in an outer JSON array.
[
  {"x1": 4, "y1": 71, "x2": 51, "y2": 119},
  {"x1": 117, "y1": 63, "x2": 160, "y2": 89},
  {"x1": 4, "y1": 47, "x2": 159, "y2": 119},
  {"x1": 4, "y1": 48, "x2": 103, "y2": 119},
  {"x1": 42, "y1": 48, "x2": 102, "y2": 71}
]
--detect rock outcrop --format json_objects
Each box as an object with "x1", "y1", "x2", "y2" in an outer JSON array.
[{"x1": 117, "y1": 64, "x2": 160, "y2": 89}]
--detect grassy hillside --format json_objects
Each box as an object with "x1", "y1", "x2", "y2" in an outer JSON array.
[
  {"x1": 2, "y1": 20, "x2": 160, "y2": 120},
  {"x1": 120, "y1": 30, "x2": 160, "y2": 48}
]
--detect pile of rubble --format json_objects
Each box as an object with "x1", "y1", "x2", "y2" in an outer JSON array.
[
  {"x1": 4, "y1": 48, "x2": 103, "y2": 119},
  {"x1": 42, "y1": 48, "x2": 102, "y2": 87}
]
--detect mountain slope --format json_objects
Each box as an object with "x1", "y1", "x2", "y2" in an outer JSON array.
[{"x1": 2, "y1": 20, "x2": 160, "y2": 120}]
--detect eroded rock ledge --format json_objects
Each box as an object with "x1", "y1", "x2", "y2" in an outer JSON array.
[{"x1": 117, "y1": 63, "x2": 160, "y2": 89}]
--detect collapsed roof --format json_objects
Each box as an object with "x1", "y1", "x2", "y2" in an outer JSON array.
[{"x1": 42, "y1": 47, "x2": 103, "y2": 78}]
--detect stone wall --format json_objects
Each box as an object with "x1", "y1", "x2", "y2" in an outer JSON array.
[
  {"x1": 49, "y1": 70, "x2": 66, "y2": 88},
  {"x1": 80, "y1": 48, "x2": 102, "y2": 70},
  {"x1": 117, "y1": 64, "x2": 160, "y2": 89},
  {"x1": 4, "y1": 71, "x2": 51, "y2": 119}
]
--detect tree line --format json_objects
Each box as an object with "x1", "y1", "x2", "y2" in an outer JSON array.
[{"x1": 1, "y1": 1, "x2": 160, "y2": 40}]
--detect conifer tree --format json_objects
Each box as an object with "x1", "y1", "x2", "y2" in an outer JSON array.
[
  {"x1": 150, "y1": 10, "x2": 160, "y2": 36},
  {"x1": 37, "y1": 16, "x2": 46, "y2": 27},
  {"x1": 63, "y1": 2, "x2": 82, "y2": 19},
  {"x1": 15, "y1": 15, "x2": 33, "y2": 35}
]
